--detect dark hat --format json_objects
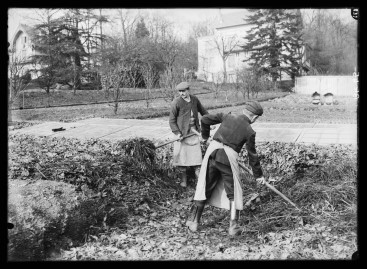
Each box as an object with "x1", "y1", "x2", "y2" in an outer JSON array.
[
  {"x1": 244, "y1": 101, "x2": 263, "y2": 116},
  {"x1": 176, "y1": 82, "x2": 190, "y2": 90}
]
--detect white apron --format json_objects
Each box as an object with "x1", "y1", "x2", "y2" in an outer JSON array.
[
  {"x1": 193, "y1": 140, "x2": 243, "y2": 210},
  {"x1": 173, "y1": 127, "x2": 202, "y2": 166}
]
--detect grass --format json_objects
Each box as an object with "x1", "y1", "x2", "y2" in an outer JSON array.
[
  {"x1": 155, "y1": 93, "x2": 358, "y2": 124},
  {"x1": 12, "y1": 82, "x2": 214, "y2": 109},
  {"x1": 12, "y1": 90, "x2": 289, "y2": 122},
  {"x1": 12, "y1": 87, "x2": 211, "y2": 109}
]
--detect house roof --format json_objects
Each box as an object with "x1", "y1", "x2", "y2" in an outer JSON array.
[
  {"x1": 215, "y1": 10, "x2": 250, "y2": 29},
  {"x1": 11, "y1": 24, "x2": 35, "y2": 44}
]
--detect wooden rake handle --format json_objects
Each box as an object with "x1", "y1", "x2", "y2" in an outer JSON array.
[
  {"x1": 238, "y1": 162, "x2": 301, "y2": 211},
  {"x1": 154, "y1": 133, "x2": 197, "y2": 149}
]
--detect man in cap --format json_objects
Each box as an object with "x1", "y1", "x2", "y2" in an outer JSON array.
[
  {"x1": 169, "y1": 82, "x2": 208, "y2": 188},
  {"x1": 185, "y1": 101, "x2": 266, "y2": 236}
]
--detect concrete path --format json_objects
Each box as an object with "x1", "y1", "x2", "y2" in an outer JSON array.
[{"x1": 10, "y1": 118, "x2": 357, "y2": 146}]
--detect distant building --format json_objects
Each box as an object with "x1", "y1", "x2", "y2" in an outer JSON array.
[
  {"x1": 9, "y1": 24, "x2": 40, "y2": 79},
  {"x1": 197, "y1": 10, "x2": 310, "y2": 83}
]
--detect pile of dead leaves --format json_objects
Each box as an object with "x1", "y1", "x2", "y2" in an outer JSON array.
[
  {"x1": 9, "y1": 134, "x2": 181, "y2": 234},
  {"x1": 9, "y1": 134, "x2": 357, "y2": 260}
]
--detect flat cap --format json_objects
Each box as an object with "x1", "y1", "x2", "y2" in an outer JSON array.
[
  {"x1": 176, "y1": 82, "x2": 190, "y2": 90},
  {"x1": 244, "y1": 101, "x2": 263, "y2": 116}
]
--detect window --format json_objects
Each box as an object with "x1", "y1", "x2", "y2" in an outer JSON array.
[{"x1": 24, "y1": 36, "x2": 27, "y2": 43}]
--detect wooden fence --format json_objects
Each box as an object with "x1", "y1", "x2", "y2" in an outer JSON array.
[{"x1": 295, "y1": 76, "x2": 357, "y2": 96}]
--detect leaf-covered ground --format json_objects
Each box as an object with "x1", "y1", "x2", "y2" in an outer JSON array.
[
  {"x1": 51, "y1": 187, "x2": 357, "y2": 260},
  {"x1": 8, "y1": 133, "x2": 357, "y2": 260}
]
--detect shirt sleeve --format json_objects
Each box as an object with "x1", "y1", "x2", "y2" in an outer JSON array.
[
  {"x1": 246, "y1": 132, "x2": 263, "y2": 178},
  {"x1": 200, "y1": 113, "x2": 224, "y2": 140},
  {"x1": 197, "y1": 98, "x2": 208, "y2": 116},
  {"x1": 169, "y1": 101, "x2": 181, "y2": 135}
]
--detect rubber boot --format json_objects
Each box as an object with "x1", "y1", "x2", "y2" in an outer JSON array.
[
  {"x1": 185, "y1": 200, "x2": 205, "y2": 232},
  {"x1": 180, "y1": 169, "x2": 187, "y2": 188},
  {"x1": 228, "y1": 200, "x2": 241, "y2": 236}
]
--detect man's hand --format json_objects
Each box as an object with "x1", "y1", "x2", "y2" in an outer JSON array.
[
  {"x1": 256, "y1": 177, "x2": 266, "y2": 185},
  {"x1": 176, "y1": 134, "x2": 183, "y2": 142}
]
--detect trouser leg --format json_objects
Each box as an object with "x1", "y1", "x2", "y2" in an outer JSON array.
[
  {"x1": 177, "y1": 166, "x2": 187, "y2": 188},
  {"x1": 228, "y1": 200, "x2": 241, "y2": 236},
  {"x1": 215, "y1": 162, "x2": 235, "y2": 201},
  {"x1": 212, "y1": 162, "x2": 241, "y2": 236},
  {"x1": 186, "y1": 200, "x2": 206, "y2": 232},
  {"x1": 193, "y1": 165, "x2": 201, "y2": 184},
  {"x1": 204, "y1": 157, "x2": 222, "y2": 200}
]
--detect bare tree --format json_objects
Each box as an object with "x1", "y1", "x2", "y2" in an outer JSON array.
[
  {"x1": 8, "y1": 50, "x2": 32, "y2": 123},
  {"x1": 211, "y1": 72, "x2": 224, "y2": 102},
  {"x1": 100, "y1": 62, "x2": 129, "y2": 115},
  {"x1": 141, "y1": 62, "x2": 158, "y2": 108},
  {"x1": 189, "y1": 18, "x2": 216, "y2": 39},
  {"x1": 232, "y1": 69, "x2": 242, "y2": 99},
  {"x1": 159, "y1": 66, "x2": 184, "y2": 103},
  {"x1": 115, "y1": 9, "x2": 138, "y2": 48},
  {"x1": 212, "y1": 34, "x2": 241, "y2": 84},
  {"x1": 237, "y1": 67, "x2": 256, "y2": 100}
]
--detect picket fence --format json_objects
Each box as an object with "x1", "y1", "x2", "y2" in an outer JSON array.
[{"x1": 295, "y1": 76, "x2": 358, "y2": 96}]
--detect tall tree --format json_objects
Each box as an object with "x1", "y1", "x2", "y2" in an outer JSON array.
[
  {"x1": 29, "y1": 9, "x2": 66, "y2": 97},
  {"x1": 242, "y1": 9, "x2": 286, "y2": 81},
  {"x1": 135, "y1": 18, "x2": 150, "y2": 39},
  {"x1": 279, "y1": 9, "x2": 306, "y2": 80},
  {"x1": 302, "y1": 9, "x2": 357, "y2": 75},
  {"x1": 59, "y1": 9, "x2": 90, "y2": 94}
]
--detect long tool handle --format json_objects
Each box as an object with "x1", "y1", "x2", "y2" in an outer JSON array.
[
  {"x1": 238, "y1": 162, "x2": 301, "y2": 211},
  {"x1": 154, "y1": 133, "x2": 196, "y2": 149}
]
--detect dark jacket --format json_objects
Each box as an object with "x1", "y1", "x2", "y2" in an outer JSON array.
[
  {"x1": 201, "y1": 112, "x2": 263, "y2": 178},
  {"x1": 169, "y1": 94, "x2": 208, "y2": 136}
]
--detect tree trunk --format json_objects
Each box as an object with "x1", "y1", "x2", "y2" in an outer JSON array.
[
  {"x1": 114, "y1": 101, "x2": 118, "y2": 115},
  {"x1": 222, "y1": 59, "x2": 227, "y2": 84}
]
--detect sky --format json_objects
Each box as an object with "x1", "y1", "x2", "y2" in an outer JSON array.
[
  {"x1": 8, "y1": 8, "x2": 356, "y2": 41},
  {"x1": 8, "y1": 8, "x2": 245, "y2": 41}
]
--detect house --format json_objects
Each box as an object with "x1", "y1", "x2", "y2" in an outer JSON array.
[
  {"x1": 9, "y1": 24, "x2": 40, "y2": 79},
  {"x1": 197, "y1": 10, "x2": 310, "y2": 83}
]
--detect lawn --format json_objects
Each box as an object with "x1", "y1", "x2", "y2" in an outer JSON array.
[
  {"x1": 155, "y1": 93, "x2": 358, "y2": 124},
  {"x1": 12, "y1": 86, "x2": 211, "y2": 109},
  {"x1": 11, "y1": 90, "x2": 289, "y2": 122}
]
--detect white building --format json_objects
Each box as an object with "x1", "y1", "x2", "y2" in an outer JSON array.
[
  {"x1": 197, "y1": 10, "x2": 309, "y2": 83},
  {"x1": 9, "y1": 24, "x2": 40, "y2": 79}
]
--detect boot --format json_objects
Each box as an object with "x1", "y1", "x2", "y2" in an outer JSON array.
[
  {"x1": 228, "y1": 200, "x2": 241, "y2": 236},
  {"x1": 186, "y1": 200, "x2": 205, "y2": 232},
  {"x1": 180, "y1": 169, "x2": 187, "y2": 188}
]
